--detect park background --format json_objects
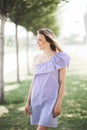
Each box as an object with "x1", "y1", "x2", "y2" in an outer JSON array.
[{"x1": 0, "y1": 0, "x2": 87, "y2": 130}]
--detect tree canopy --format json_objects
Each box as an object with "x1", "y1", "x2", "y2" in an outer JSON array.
[
  {"x1": 8, "y1": 0, "x2": 63, "y2": 35},
  {"x1": 0, "y1": 0, "x2": 67, "y2": 34}
]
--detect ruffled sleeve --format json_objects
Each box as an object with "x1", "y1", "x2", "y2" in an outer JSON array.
[
  {"x1": 52, "y1": 52, "x2": 70, "y2": 70},
  {"x1": 35, "y1": 52, "x2": 71, "y2": 75}
]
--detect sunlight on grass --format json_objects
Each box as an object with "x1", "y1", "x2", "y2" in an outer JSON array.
[
  {"x1": 5, "y1": 84, "x2": 19, "y2": 92},
  {"x1": 0, "y1": 106, "x2": 9, "y2": 116},
  {"x1": 18, "y1": 106, "x2": 25, "y2": 111}
]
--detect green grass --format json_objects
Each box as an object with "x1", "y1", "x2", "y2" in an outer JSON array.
[
  {"x1": 0, "y1": 75, "x2": 86, "y2": 130},
  {"x1": 0, "y1": 80, "x2": 35, "y2": 130},
  {"x1": 0, "y1": 57, "x2": 87, "y2": 130}
]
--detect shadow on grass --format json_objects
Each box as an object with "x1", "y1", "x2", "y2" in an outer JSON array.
[
  {"x1": 0, "y1": 110, "x2": 34, "y2": 130},
  {"x1": 0, "y1": 74, "x2": 87, "y2": 130},
  {"x1": 4, "y1": 80, "x2": 31, "y2": 104},
  {"x1": 5, "y1": 73, "x2": 33, "y2": 86},
  {"x1": 0, "y1": 80, "x2": 35, "y2": 130}
]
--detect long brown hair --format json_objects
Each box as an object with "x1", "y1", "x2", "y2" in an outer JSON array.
[{"x1": 37, "y1": 28, "x2": 63, "y2": 52}]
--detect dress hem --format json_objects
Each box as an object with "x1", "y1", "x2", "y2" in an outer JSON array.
[{"x1": 30, "y1": 123, "x2": 58, "y2": 128}]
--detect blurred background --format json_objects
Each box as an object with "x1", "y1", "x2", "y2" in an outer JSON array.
[
  {"x1": 2, "y1": 0, "x2": 87, "y2": 81},
  {"x1": 0, "y1": 0, "x2": 87, "y2": 130}
]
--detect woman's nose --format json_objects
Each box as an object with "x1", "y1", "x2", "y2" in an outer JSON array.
[{"x1": 37, "y1": 40, "x2": 39, "y2": 45}]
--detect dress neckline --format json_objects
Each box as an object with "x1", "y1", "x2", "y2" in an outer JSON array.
[{"x1": 36, "y1": 52, "x2": 63, "y2": 67}]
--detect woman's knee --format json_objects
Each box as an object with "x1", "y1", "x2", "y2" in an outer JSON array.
[
  {"x1": 37, "y1": 129, "x2": 48, "y2": 130},
  {"x1": 36, "y1": 125, "x2": 48, "y2": 130}
]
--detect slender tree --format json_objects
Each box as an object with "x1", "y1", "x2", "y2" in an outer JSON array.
[
  {"x1": 0, "y1": 0, "x2": 16, "y2": 103},
  {"x1": 26, "y1": 30, "x2": 30, "y2": 75},
  {"x1": 0, "y1": 15, "x2": 6, "y2": 103},
  {"x1": 15, "y1": 24, "x2": 20, "y2": 82},
  {"x1": 9, "y1": 0, "x2": 29, "y2": 82}
]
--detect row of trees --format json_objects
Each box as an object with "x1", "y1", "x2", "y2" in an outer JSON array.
[{"x1": 0, "y1": 0, "x2": 66, "y2": 103}]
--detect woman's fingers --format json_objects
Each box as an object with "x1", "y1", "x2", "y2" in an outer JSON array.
[
  {"x1": 53, "y1": 106, "x2": 62, "y2": 118},
  {"x1": 53, "y1": 110, "x2": 61, "y2": 118},
  {"x1": 24, "y1": 105, "x2": 32, "y2": 116}
]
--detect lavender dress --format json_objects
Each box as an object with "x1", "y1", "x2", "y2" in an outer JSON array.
[{"x1": 30, "y1": 52, "x2": 70, "y2": 128}]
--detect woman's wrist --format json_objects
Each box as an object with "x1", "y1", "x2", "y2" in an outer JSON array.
[
  {"x1": 26, "y1": 98, "x2": 31, "y2": 104},
  {"x1": 56, "y1": 100, "x2": 62, "y2": 107}
]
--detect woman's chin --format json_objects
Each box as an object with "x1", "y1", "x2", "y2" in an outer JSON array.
[{"x1": 38, "y1": 47, "x2": 44, "y2": 50}]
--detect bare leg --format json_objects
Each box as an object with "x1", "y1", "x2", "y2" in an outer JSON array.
[{"x1": 36, "y1": 125, "x2": 48, "y2": 130}]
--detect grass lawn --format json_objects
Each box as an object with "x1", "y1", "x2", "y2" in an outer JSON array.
[{"x1": 0, "y1": 53, "x2": 87, "y2": 130}]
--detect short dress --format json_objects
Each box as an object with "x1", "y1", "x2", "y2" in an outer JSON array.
[{"x1": 30, "y1": 52, "x2": 70, "y2": 128}]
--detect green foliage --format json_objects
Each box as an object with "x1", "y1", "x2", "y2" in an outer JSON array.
[
  {"x1": 0, "y1": 0, "x2": 66, "y2": 35},
  {"x1": 27, "y1": 13, "x2": 60, "y2": 35},
  {"x1": 0, "y1": 0, "x2": 16, "y2": 16},
  {"x1": 8, "y1": 0, "x2": 62, "y2": 35},
  {"x1": 9, "y1": 0, "x2": 28, "y2": 24}
]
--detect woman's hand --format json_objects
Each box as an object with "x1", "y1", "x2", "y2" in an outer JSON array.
[
  {"x1": 53, "y1": 104, "x2": 62, "y2": 118},
  {"x1": 24, "y1": 102, "x2": 32, "y2": 116}
]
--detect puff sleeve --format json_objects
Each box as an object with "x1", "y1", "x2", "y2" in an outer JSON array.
[
  {"x1": 35, "y1": 52, "x2": 71, "y2": 75},
  {"x1": 52, "y1": 52, "x2": 70, "y2": 70}
]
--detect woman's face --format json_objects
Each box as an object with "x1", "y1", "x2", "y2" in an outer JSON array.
[{"x1": 36, "y1": 33, "x2": 49, "y2": 50}]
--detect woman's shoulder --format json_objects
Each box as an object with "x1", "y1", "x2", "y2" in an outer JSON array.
[{"x1": 33, "y1": 54, "x2": 43, "y2": 66}]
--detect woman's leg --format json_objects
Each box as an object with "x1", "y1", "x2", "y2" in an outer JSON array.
[{"x1": 36, "y1": 125, "x2": 48, "y2": 130}]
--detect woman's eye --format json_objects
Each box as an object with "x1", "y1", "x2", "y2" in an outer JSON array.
[{"x1": 38, "y1": 39, "x2": 41, "y2": 41}]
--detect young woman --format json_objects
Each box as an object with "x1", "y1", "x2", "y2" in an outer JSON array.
[{"x1": 25, "y1": 28, "x2": 70, "y2": 130}]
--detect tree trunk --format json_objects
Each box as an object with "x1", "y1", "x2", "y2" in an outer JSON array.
[
  {"x1": 26, "y1": 31, "x2": 29, "y2": 75},
  {"x1": 15, "y1": 24, "x2": 20, "y2": 83},
  {"x1": 84, "y1": 11, "x2": 87, "y2": 44},
  {"x1": 0, "y1": 16, "x2": 6, "y2": 104}
]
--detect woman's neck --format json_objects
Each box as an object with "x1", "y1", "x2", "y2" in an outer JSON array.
[{"x1": 43, "y1": 47, "x2": 56, "y2": 57}]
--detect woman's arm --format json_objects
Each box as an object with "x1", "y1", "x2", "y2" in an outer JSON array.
[
  {"x1": 26, "y1": 80, "x2": 34, "y2": 105},
  {"x1": 25, "y1": 55, "x2": 39, "y2": 115},
  {"x1": 53, "y1": 68, "x2": 66, "y2": 117},
  {"x1": 24, "y1": 78, "x2": 34, "y2": 115}
]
